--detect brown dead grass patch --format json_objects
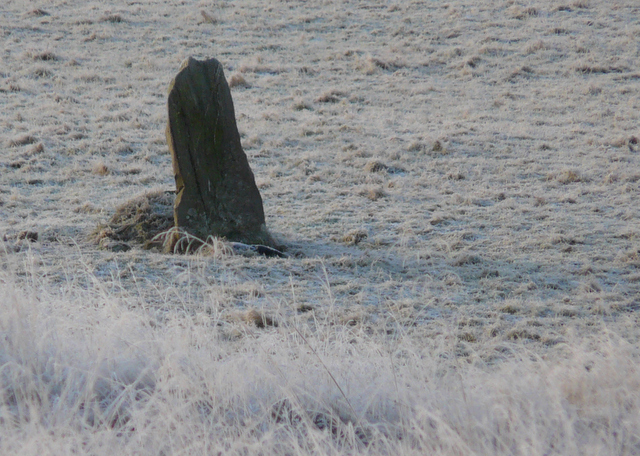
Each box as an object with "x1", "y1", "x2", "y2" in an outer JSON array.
[
  {"x1": 91, "y1": 161, "x2": 110, "y2": 176},
  {"x1": 553, "y1": 169, "x2": 585, "y2": 184},
  {"x1": 244, "y1": 309, "x2": 278, "y2": 328},
  {"x1": 25, "y1": 8, "x2": 50, "y2": 17},
  {"x1": 28, "y1": 51, "x2": 58, "y2": 61},
  {"x1": 100, "y1": 14, "x2": 124, "y2": 23},
  {"x1": 315, "y1": 89, "x2": 347, "y2": 103},
  {"x1": 200, "y1": 10, "x2": 218, "y2": 25},
  {"x1": 7, "y1": 135, "x2": 37, "y2": 147},
  {"x1": 228, "y1": 73, "x2": 249, "y2": 88},
  {"x1": 508, "y1": 6, "x2": 538, "y2": 19},
  {"x1": 364, "y1": 161, "x2": 387, "y2": 173},
  {"x1": 364, "y1": 187, "x2": 385, "y2": 201},
  {"x1": 341, "y1": 229, "x2": 368, "y2": 245},
  {"x1": 92, "y1": 190, "x2": 174, "y2": 250}
]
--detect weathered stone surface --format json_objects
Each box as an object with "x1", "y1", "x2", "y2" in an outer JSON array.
[{"x1": 166, "y1": 57, "x2": 272, "y2": 246}]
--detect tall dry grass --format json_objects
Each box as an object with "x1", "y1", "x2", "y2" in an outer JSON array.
[{"x1": 0, "y1": 252, "x2": 637, "y2": 455}]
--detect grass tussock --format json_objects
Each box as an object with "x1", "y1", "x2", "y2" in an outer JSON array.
[
  {"x1": 315, "y1": 89, "x2": 347, "y2": 103},
  {"x1": 7, "y1": 135, "x2": 37, "y2": 147},
  {"x1": 100, "y1": 13, "x2": 124, "y2": 23},
  {"x1": 25, "y1": 8, "x2": 50, "y2": 17},
  {"x1": 200, "y1": 10, "x2": 218, "y2": 25},
  {"x1": 228, "y1": 73, "x2": 249, "y2": 88},
  {"x1": 92, "y1": 190, "x2": 174, "y2": 250},
  {"x1": 28, "y1": 51, "x2": 58, "y2": 61},
  {"x1": 551, "y1": 169, "x2": 585, "y2": 184},
  {"x1": 91, "y1": 160, "x2": 110, "y2": 176}
]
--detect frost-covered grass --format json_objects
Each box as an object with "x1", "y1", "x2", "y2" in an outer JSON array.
[
  {"x1": 1, "y1": 0, "x2": 639, "y2": 453},
  {"x1": 0, "y1": 259, "x2": 639, "y2": 455}
]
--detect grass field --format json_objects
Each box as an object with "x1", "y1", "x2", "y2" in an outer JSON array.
[{"x1": 1, "y1": 0, "x2": 639, "y2": 454}]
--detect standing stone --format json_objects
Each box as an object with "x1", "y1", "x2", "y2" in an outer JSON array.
[{"x1": 166, "y1": 57, "x2": 272, "y2": 246}]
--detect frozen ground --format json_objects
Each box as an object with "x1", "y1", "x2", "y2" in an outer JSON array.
[{"x1": 0, "y1": 0, "x2": 639, "y2": 454}]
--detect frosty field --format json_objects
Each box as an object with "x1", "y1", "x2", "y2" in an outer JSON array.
[{"x1": 1, "y1": 0, "x2": 639, "y2": 454}]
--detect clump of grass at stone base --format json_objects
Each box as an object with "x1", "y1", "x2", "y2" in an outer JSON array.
[
  {"x1": 91, "y1": 191, "x2": 286, "y2": 256},
  {"x1": 91, "y1": 189, "x2": 175, "y2": 251}
]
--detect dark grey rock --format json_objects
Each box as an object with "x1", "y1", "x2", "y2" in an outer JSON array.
[{"x1": 166, "y1": 57, "x2": 273, "y2": 247}]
